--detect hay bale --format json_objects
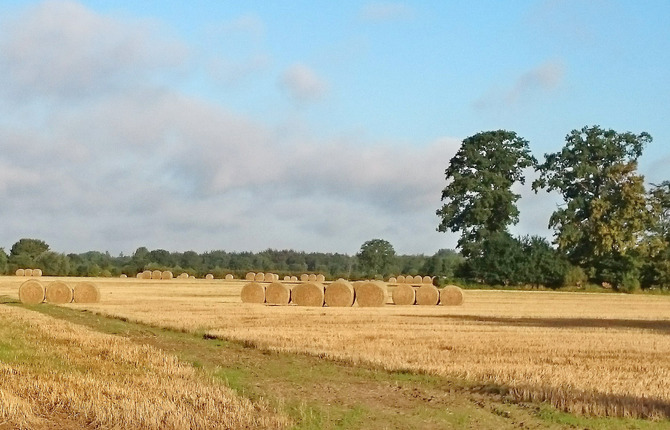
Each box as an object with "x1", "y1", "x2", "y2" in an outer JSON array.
[
  {"x1": 33, "y1": 269, "x2": 42, "y2": 277},
  {"x1": 189, "y1": 275, "x2": 196, "y2": 279},
  {"x1": 120, "y1": 274, "x2": 127, "y2": 278},
  {"x1": 422, "y1": 275, "x2": 433, "y2": 284},
  {"x1": 45, "y1": 281, "x2": 73, "y2": 304},
  {"x1": 255, "y1": 272, "x2": 265, "y2": 282},
  {"x1": 205, "y1": 274, "x2": 214, "y2": 280},
  {"x1": 18, "y1": 279, "x2": 44, "y2": 304},
  {"x1": 24, "y1": 269, "x2": 33, "y2": 277},
  {"x1": 392, "y1": 284, "x2": 416, "y2": 305},
  {"x1": 264, "y1": 272, "x2": 275, "y2": 282},
  {"x1": 440, "y1": 285, "x2": 464, "y2": 306},
  {"x1": 136, "y1": 273, "x2": 142, "y2": 278},
  {"x1": 15, "y1": 268, "x2": 25, "y2": 277},
  {"x1": 316, "y1": 274, "x2": 326, "y2": 282},
  {"x1": 416, "y1": 284, "x2": 440, "y2": 306},
  {"x1": 265, "y1": 281, "x2": 291, "y2": 305},
  {"x1": 141, "y1": 270, "x2": 152, "y2": 279},
  {"x1": 151, "y1": 270, "x2": 162, "y2": 280},
  {"x1": 413, "y1": 275, "x2": 423, "y2": 284},
  {"x1": 245, "y1": 272, "x2": 256, "y2": 281},
  {"x1": 283, "y1": 275, "x2": 291, "y2": 281},
  {"x1": 292, "y1": 282, "x2": 325, "y2": 307},
  {"x1": 354, "y1": 281, "x2": 387, "y2": 307},
  {"x1": 324, "y1": 279, "x2": 355, "y2": 307},
  {"x1": 396, "y1": 275, "x2": 406, "y2": 284},
  {"x1": 300, "y1": 274, "x2": 309, "y2": 282},
  {"x1": 73, "y1": 282, "x2": 101, "y2": 303},
  {"x1": 240, "y1": 282, "x2": 265, "y2": 304},
  {"x1": 308, "y1": 274, "x2": 317, "y2": 282},
  {"x1": 161, "y1": 271, "x2": 173, "y2": 280},
  {"x1": 179, "y1": 273, "x2": 189, "y2": 279},
  {"x1": 289, "y1": 276, "x2": 297, "y2": 282},
  {"x1": 388, "y1": 276, "x2": 397, "y2": 284},
  {"x1": 225, "y1": 274, "x2": 234, "y2": 280}
]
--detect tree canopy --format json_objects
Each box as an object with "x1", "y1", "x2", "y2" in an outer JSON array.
[{"x1": 356, "y1": 239, "x2": 397, "y2": 278}]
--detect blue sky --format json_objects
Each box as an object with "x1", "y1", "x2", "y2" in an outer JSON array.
[{"x1": 0, "y1": 0, "x2": 668, "y2": 255}]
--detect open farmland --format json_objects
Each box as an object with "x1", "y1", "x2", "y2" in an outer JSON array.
[{"x1": 2, "y1": 276, "x2": 670, "y2": 428}]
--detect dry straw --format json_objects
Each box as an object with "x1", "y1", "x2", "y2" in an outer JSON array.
[
  {"x1": 15, "y1": 268, "x2": 25, "y2": 277},
  {"x1": 308, "y1": 274, "x2": 317, "y2": 282},
  {"x1": 24, "y1": 269, "x2": 33, "y2": 277},
  {"x1": 18, "y1": 279, "x2": 44, "y2": 304},
  {"x1": 265, "y1": 281, "x2": 291, "y2": 306},
  {"x1": 73, "y1": 281, "x2": 101, "y2": 303},
  {"x1": 245, "y1": 272, "x2": 256, "y2": 281},
  {"x1": 440, "y1": 285, "x2": 464, "y2": 306},
  {"x1": 292, "y1": 282, "x2": 325, "y2": 307},
  {"x1": 423, "y1": 276, "x2": 433, "y2": 284},
  {"x1": 413, "y1": 275, "x2": 423, "y2": 284},
  {"x1": 392, "y1": 284, "x2": 416, "y2": 305},
  {"x1": 142, "y1": 270, "x2": 152, "y2": 280},
  {"x1": 396, "y1": 275, "x2": 406, "y2": 284},
  {"x1": 45, "y1": 281, "x2": 73, "y2": 304},
  {"x1": 283, "y1": 275, "x2": 291, "y2": 281},
  {"x1": 161, "y1": 271, "x2": 173, "y2": 280},
  {"x1": 415, "y1": 284, "x2": 440, "y2": 306},
  {"x1": 151, "y1": 270, "x2": 162, "y2": 280},
  {"x1": 240, "y1": 282, "x2": 265, "y2": 304},
  {"x1": 225, "y1": 274, "x2": 234, "y2": 280},
  {"x1": 255, "y1": 272, "x2": 265, "y2": 282},
  {"x1": 324, "y1": 279, "x2": 355, "y2": 307},
  {"x1": 354, "y1": 281, "x2": 388, "y2": 307},
  {"x1": 205, "y1": 274, "x2": 214, "y2": 280},
  {"x1": 120, "y1": 274, "x2": 127, "y2": 278},
  {"x1": 264, "y1": 273, "x2": 275, "y2": 282},
  {"x1": 300, "y1": 274, "x2": 309, "y2": 282},
  {"x1": 290, "y1": 276, "x2": 298, "y2": 282},
  {"x1": 388, "y1": 277, "x2": 397, "y2": 284},
  {"x1": 316, "y1": 274, "x2": 326, "y2": 282},
  {"x1": 33, "y1": 269, "x2": 42, "y2": 277}
]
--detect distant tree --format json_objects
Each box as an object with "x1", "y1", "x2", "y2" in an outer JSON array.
[
  {"x1": 35, "y1": 251, "x2": 71, "y2": 276},
  {"x1": 519, "y1": 236, "x2": 568, "y2": 288},
  {"x1": 458, "y1": 232, "x2": 524, "y2": 285},
  {"x1": 357, "y1": 239, "x2": 397, "y2": 278},
  {"x1": 421, "y1": 249, "x2": 464, "y2": 283},
  {"x1": 10, "y1": 238, "x2": 50, "y2": 259},
  {"x1": 437, "y1": 130, "x2": 536, "y2": 256},
  {"x1": 0, "y1": 248, "x2": 7, "y2": 275}
]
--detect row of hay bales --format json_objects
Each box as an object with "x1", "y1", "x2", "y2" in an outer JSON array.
[
  {"x1": 388, "y1": 275, "x2": 434, "y2": 285},
  {"x1": 130, "y1": 271, "x2": 237, "y2": 280},
  {"x1": 15, "y1": 268, "x2": 43, "y2": 277},
  {"x1": 241, "y1": 280, "x2": 464, "y2": 307},
  {"x1": 18, "y1": 279, "x2": 100, "y2": 304},
  {"x1": 245, "y1": 272, "x2": 328, "y2": 282}
]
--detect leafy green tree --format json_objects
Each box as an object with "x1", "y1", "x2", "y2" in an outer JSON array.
[
  {"x1": 421, "y1": 249, "x2": 464, "y2": 283},
  {"x1": 457, "y1": 232, "x2": 524, "y2": 285},
  {"x1": 640, "y1": 181, "x2": 670, "y2": 289},
  {"x1": 437, "y1": 130, "x2": 536, "y2": 255},
  {"x1": 533, "y1": 125, "x2": 653, "y2": 287},
  {"x1": 35, "y1": 251, "x2": 71, "y2": 276},
  {"x1": 10, "y1": 238, "x2": 50, "y2": 259},
  {"x1": 0, "y1": 248, "x2": 7, "y2": 275},
  {"x1": 519, "y1": 236, "x2": 568, "y2": 288},
  {"x1": 356, "y1": 239, "x2": 397, "y2": 278}
]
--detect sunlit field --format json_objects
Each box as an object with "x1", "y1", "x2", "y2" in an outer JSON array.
[{"x1": 2, "y1": 276, "x2": 670, "y2": 420}]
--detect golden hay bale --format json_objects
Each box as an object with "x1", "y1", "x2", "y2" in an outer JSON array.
[
  {"x1": 136, "y1": 273, "x2": 142, "y2": 278},
  {"x1": 33, "y1": 269, "x2": 42, "y2": 277},
  {"x1": 388, "y1": 276, "x2": 397, "y2": 284},
  {"x1": 255, "y1": 272, "x2": 265, "y2": 282},
  {"x1": 324, "y1": 280, "x2": 355, "y2": 307},
  {"x1": 292, "y1": 282, "x2": 325, "y2": 307},
  {"x1": 189, "y1": 275, "x2": 196, "y2": 279},
  {"x1": 416, "y1": 284, "x2": 440, "y2": 306},
  {"x1": 240, "y1": 282, "x2": 265, "y2": 304},
  {"x1": 179, "y1": 272, "x2": 189, "y2": 279},
  {"x1": 161, "y1": 271, "x2": 173, "y2": 280},
  {"x1": 24, "y1": 269, "x2": 33, "y2": 277},
  {"x1": 422, "y1": 275, "x2": 433, "y2": 284},
  {"x1": 18, "y1": 279, "x2": 44, "y2": 304},
  {"x1": 316, "y1": 274, "x2": 326, "y2": 282},
  {"x1": 308, "y1": 274, "x2": 317, "y2": 282},
  {"x1": 45, "y1": 281, "x2": 73, "y2": 304},
  {"x1": 290, "y1": 276, "x2": 298, "y2": 282},
  {"x1": 142, "y1": 270, "x2": 152, "y2": 279},
  {"x1": 354, "y1": 281, "x2": 387, "y2": 307},
  {"x1": 392, "y1": 284, "x2": 416, "y2": 305},
  {"x1": 265, "y1": 281, "x2": 291, "y2": 305},
  {"x1": 120, "y1": 274, "x2": 127, "y2": 278},
  {"x1": 245, "y1": 272, "x2": 256, "y2": 281},
  {"x1": 283, "y1": 275, "x2": 291, "y2": 281},
  {"x1": 440, "y1": 285, "x2": 464, "y2": 306},
  {"x1": 300, "y1": 274, "x2": 309, "y2": 282},
  {"x1": 225, "y1": 274, "x2": 234, "y2": 280},
  {"x1": 151, "y1": 270, "x2": 162, "y2": 280},
  {"x1": 15, "y1": 268, "x2": 25, "y2": 277},
  {"x1": 264, "y1": 272, "x2": 275, "y2": 282},
  {"x1": 396, "y1": 275, "x2": 406, "y2": 284},
  {"x1": 413, "y1": 275, "x2": 423, "y2": 284},
  {"x1": 205, "y1": 274, "x2": 214, "y2": 280},
  {"x1": 73, "y1": 282, "x2": 101, "y2": 303}
]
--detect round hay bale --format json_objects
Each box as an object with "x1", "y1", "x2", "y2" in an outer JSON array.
[
  {"x1": 308, "y1": 273, "x2": 317, "y2": 282},
  {"x1": 388, "y1": 276, "x2": 397, "y2": 284},
  {"x1": 422, "y1": 275, "x2": 433, "y2": 284},
  {"x1": 413, "y1": 275, "x2": 423, "y2": 284},
  {"x1": 45, "y1": 281, "x2": 73, "y2": 304},
  {"x1": 290, "y1": 276, "x2": 298, "y2": 282},
  {"x1": 264, "y1": 272, "x2": 275, "y2": 282},
  {"x1": 205, "y1": 274, "x2": 214, "y2": 280},
  {"x1": 292, "y1": 282, "x2": 325, "y2": 307},
  {"x1": 136, "y1": 273, "x2": 142, "y2": 278},
  {"x1": 73, "y1": 282, "x2": 101, "y2": 303},
  {"x1": 189, "y1": 275, "x2": 196, "y2": 279},
  {"x1": 300, "y1": 274, "x2": 309, "y2": 282},
  {"x1": 283, "y1": 275, "x2": 291, "y2": 281},
  {"x1": 396, "y1": 275, "x2": 406, "y2": 284},
  {"x1": 120, "y1": 274, "x2": 127, "y2": 278},
  {"x1": 179, "y1": 272, "x2": 189, "y2": 279},
  {"x1": 15, "y1": 268, "x2": 25, "y2": 277},
  {"x1": 240, "y1": 282, "x2": 265, "y2": 304},
  {"x1": 392, "y1": 284, "x2": 416, "y2": 305},
  {"x1": 245, "y1": 272, "x2": 256, "y2": 281},
  {"x1": 24, "y1": 269, "x2": 33, "y2": 277},
  {"x1": 316, "y1": 274, "x2": 326, "y2": 282},
  {"x1": 161, "y1": 271, "x2": 173, "y2": 280},
  {"x1": 265, "y1": 281, "x2": 291, "y2": 305},
  {"x1": 354, "y1": 281, "x2": 387, "y2": 307},
  {"x1": 225, "y1": 274, "x2": 234, "y2": 280},
  {"x1": 255, "y1": 272, "x2": 265, "y2": 282},
  {"x1": 416, "y1": 284, "x2": 440, "y2": 306},
  {"x1": 18, "y1": 279, "x2": 44, "y2": 304},
  {"x1": 33, "y1": 269, "x2": 42, "y2": 277},
  {"x1": 440, "y1": 285, "x2": 464, "y2": 306},
  {"x1": 324, "y1": 279, "x2": 355, "y2": 307},
  {"x1": 151, "y1": 270, "x2": 162, "y2": 280}
]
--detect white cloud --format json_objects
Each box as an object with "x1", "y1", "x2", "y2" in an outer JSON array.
[{"x1": 279, "y1": 63, "x2": 329, "y2": 102}]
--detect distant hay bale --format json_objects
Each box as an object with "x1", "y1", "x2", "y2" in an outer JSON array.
[
  {"x1": 290, "y1": 276, "x2": 298, "y2": 282},
  {"x1": 265, "y1": 281, "x2": 291, "y2": 305},
  {"x1": 136, "y1": 273, "x2": 142, "y2": 278},
  {"x1": 120, "y1": 274, "x2": 127, "y2": 278},
  {"x1": 316, "y1": 274, "x2": 326, "y2": 282},
  {"x1": 189, "y1": 275, "x2": 196, "y2": 279},
  {"x1": 179, "y1": 273, "x2": 189, "y2": 279},
  {"x1": 240, "y1": 282, "x2": 265, "y2": 304},
  {"x1": 413, "y1": 275, "x2": 423, "y2": 284},
  {"x1": 396, "y1": 275, "x2": 406, "y2": 284},
  {"x1": 308, "y1": 274, "x2": 317, "y2": 282},
  {"x1": 18, "y1": 279, "x2": 44, "y2": 304},
  {"x1": 416, "y1": 284, "x2": 440, "y2": 306},
  {"x1": 392, "y1": 284, "x2": 416, "y2": 305},
  {"x1": 388, "y1": 277, "x2": 397, "y2": 284},
  {"x1": 15, "y1": 268, "x2": 25, "y2": 277},
  {"x1": 283, "y1": 275, "x2": 291, "y2": 281},
  {"x1": 151, "y1": 270, "x2": 162, "y2": 280},
  {"x1": 45, "y1": 281, "x2": 73, "y2": 304},
  {"x1": 354, "y1": 281, "x2": 388, "y2": 307},
  {"x1": 161, "y1": 271, "x2": 173, "y2": 280},
  {"x1": 205, "y1": 274, "x2": 214, "y2": 280},
  {"x1": 324, "y1": 280, "x2": 355, "y2": 307},
  {"x1": 245, "y1": 272, "x2": 256, "y2": 281},
  {"x1": 255, "y1": 272, "x2": 265, "y2": 282},
  {"x1": 33, "y1": 269, "x2": 42, "y2": 277},
  {"x1": 142, "y1": 270, "x2": 152, "y2": 280},
  {"x1": 292, "y1": 282, "x2": 325, "y2": 307},
  {"x1": 300, "y1": 274, "x2": 309, "y2": 282},
  {"x1": 24, "y1": 269, "x2": 33, "y2": 277},
  {"x1": 225, "y1": 274, "x2": 234, "y2": 280},
  {"x1": 440, "y1": 285, "x2": 464, "y2": 306},
  {"x1": 423, "y1": 276, "x2": 433, "y2": 284},
  {"x1": 73, "y1": 282, "x2": 101, "y2": 303},
  {"x1": 264, "y1": 273, "x2": 275, "y2": 282}
]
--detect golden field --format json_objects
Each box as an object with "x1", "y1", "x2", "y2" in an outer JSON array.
[{"x1": 2, "y1": 276, "x2": 670, "y2": 420}]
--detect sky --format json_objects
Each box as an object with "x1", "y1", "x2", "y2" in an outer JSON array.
[{"x1": 0, "y1": 0, "x2": 668, "y2": 256}]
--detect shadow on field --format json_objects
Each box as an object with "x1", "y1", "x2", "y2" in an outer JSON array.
[{"x1": 409, "y1": 314, "x2": 670, "y2": 334}]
